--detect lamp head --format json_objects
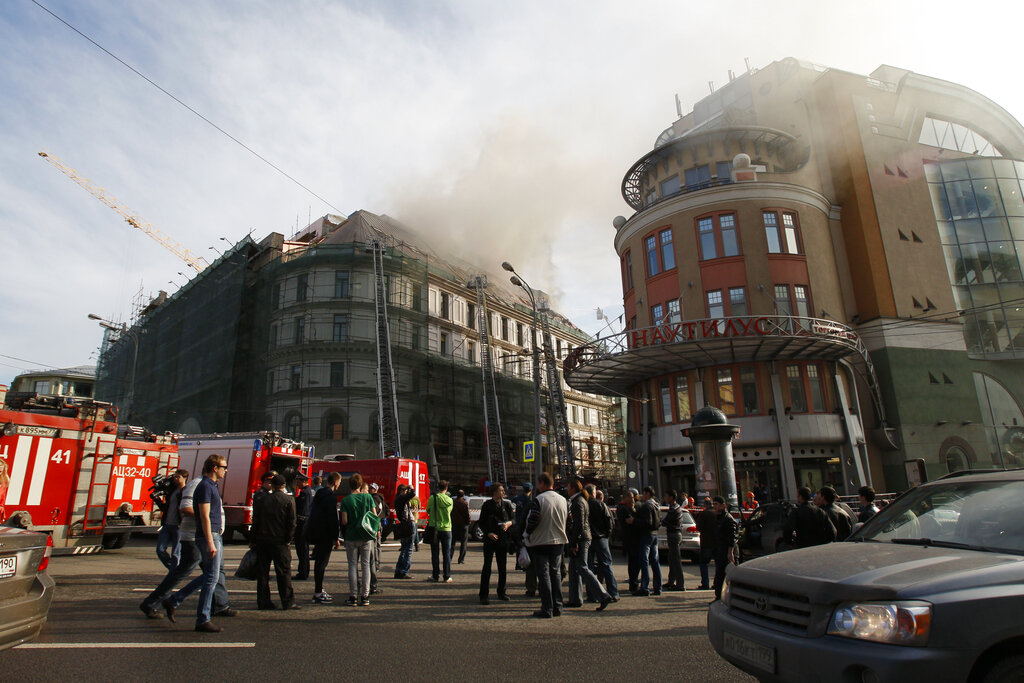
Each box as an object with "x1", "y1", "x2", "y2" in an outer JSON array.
[
  {"x1": 510, "y1": 275, "x2": 523, "y2": 287},
  {"x1": 501, "y1": 261, "x2": 514, "y2": 272},
  {"x1": 87, "y1": 313, "x2": 102, "y2": 321}
]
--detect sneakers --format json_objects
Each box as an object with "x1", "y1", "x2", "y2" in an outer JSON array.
[
  {"x1": 444, "y1": 577, "x2": 453, "y2": 583},
  {"x1": 312, "y1": 591, "x2": 333, "y2": 604},
  {"x1": 358, "y1": 596, "x2": 370, "y2": 606},
  {"x1": 345, "y1": 595, "x2": 357, "y2": 606},
  {"x1": 139, "y1": 601, "x2": 162, "y2": 619}
]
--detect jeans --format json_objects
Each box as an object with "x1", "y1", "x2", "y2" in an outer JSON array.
[
  {"x1": 666, "y1": 530, "x2": 685, "y2": 588},
  {"x1": 587, "y1": 536, "x2": 619, "y2": 600},
  {"x1": 530, "y1": 544, "x2": 564, "y2": 616},
  {"x1": 346, "y1": 539, "x2": 372, "y2": 599},
  {"x1": 166, "y1": 541, "x2": 228, "y2": 612},
  {"x1": 568, "y1": 538, "x2": 608, "y2": 605},
  {"x1": 143, "y1": 538, "x2": 201, "y2": 610},
  {"x1": 156, "y1": 525, "x2": 181, "y2": 570},
  {"x1": 713, "y1": 551, "x2": 730, "y2": 600},
  {"x1": 196, "y1": 533, "x2": 227, "y2": 626},
  {"x1": 637, "y1": 534, "x2": 662, "y2": 593},
  {"x1": 479, "y1": 539, "x2": 507, "y2": 598},
  {"x1": 396, "y1": 535, "x2": 414, "y2": 576},
  {"x1": 431, "y1": 530, "x2": 452, "y2": 580}
]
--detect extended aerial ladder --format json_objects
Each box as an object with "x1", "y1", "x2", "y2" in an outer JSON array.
[
  {"x1": 538, "y1": 307, "x2": 576, "y2": 480},
  {"x1": 38, "y1": 151, "x2": 209, "y2": 272},
  {"x1": 468, "y1": 276, "x2": 507, "y2": 484},
  {"x1": 368, "y1": 239, "x2": 402, "y2": 458}
]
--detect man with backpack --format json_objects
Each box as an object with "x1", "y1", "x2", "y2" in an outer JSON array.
[{"x1": 631, "y1": 486, "x2": 662, "y2": 597}]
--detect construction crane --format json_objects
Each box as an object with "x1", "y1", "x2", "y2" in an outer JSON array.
[{"x1": 38, "y1": 151, "x2": 209, "y2": 272}]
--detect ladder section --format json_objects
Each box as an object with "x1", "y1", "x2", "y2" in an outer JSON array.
[
  {"x1": 368, "y1": 239, "x2": 402, "y2": 458},
  {"x1": 468, "y1": 276, "x2": 506, "y2": 484},
  {"x1": 539, "y1": 312, "x2": 576, "y2": 480},
  {"x1": 82, "y1": 456, "x2": 112, "y2": 533}
]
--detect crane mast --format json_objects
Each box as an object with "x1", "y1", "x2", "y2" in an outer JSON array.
[{"x1": 38, "y1": 151, "x2": 209, "y2": 272}]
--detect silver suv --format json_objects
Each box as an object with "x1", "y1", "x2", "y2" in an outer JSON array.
[{"x1": 708, "y1": 469, "x2": 1024, "y2": 682}]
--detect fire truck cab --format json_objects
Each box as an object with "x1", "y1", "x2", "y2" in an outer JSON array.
[
  {"x1": 175, "y1": 432, "x2": 313, "y2": 541},
  {"x1": 0, "y1": 386, "x2": 178, "y2": 552},
  {"x1": 312, "y1": 456, "x2": 431, "y2": 528}
]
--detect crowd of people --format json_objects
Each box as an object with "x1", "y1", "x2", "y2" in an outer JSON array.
[{"x1": 137, "y1": 454, "x2": 878, "y2": 630}]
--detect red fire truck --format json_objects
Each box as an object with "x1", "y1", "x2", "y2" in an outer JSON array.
[
  {"x1": 0, "y1": 386, "x2": 178, "y2": 553},
  {"x1": 311, "y1": 456, "x2": 431, "y2": 528},
  {"x1": 174, "y1": 432, "x2": 313, "y2": 541}
]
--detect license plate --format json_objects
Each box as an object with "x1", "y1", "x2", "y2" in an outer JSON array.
[
  {"x1": 0, "y1": 555, "x2": 16, "y2": 579},
  {"x1": 722, "y1": 631, "x2": 775, "y2": 673}
]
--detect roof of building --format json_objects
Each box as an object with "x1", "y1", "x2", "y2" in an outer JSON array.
[{"x1": 15, "y1": 365, "x2": 95, "y2": 380}]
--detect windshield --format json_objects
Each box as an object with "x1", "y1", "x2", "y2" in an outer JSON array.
[{"x1": 854, "y1": 479, "x2": 1024, "y2": 554}]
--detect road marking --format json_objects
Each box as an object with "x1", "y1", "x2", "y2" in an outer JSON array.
[
  {"x1": 17, "y1": 643, "x2": 256, "y2": 649},
  {"x1": 130, "y1": 588, "x2": 257, "y2": 594}
]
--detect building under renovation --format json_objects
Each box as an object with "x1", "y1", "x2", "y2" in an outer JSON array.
[{"x1": 94, "y1": 211, "x2": 625, "y2": 489}]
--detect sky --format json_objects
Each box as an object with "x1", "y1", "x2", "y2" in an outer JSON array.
[{"x1": 3, "y1": 0, "x2": 1024, "y2": 386}]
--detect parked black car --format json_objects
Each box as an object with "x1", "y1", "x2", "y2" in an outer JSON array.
[{"x1": 737, "y1": 502, "x2": 795, "y2": 560}]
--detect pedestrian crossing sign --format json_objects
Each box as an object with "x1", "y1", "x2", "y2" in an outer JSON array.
[{"x1": 523, "y1": 441, "x2": 535, "y2": 463}]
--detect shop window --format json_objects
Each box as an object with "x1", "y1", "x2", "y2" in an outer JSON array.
[
  {"x1": 717, "y1": 368, "x2": 736, "y2": 415},
  {"x1": 675, "y1": 375, "x2": 691, "y2": 421},
  {"x1": 697, "y1": 212, "x2": 740, "y2": 260},
  {"x1": 763, "y1": 210, "x2": 803, "y2": 254},
  {"x1": 660, "y1": 379, "x2": 673, "y2": 424}
]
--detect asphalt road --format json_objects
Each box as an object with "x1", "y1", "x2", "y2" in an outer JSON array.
[{"x1": 3, "y1": 537, "x2": 753, "y2": 682}]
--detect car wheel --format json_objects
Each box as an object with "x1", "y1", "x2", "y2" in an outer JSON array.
[
  {"x1": 983, "y1": 654, "x2": 1024, "y2": 683},
  {"x1": 470, "y1": 523, "x2": 484, "y2": 542}
]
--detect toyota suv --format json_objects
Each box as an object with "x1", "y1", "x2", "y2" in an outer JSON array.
[{"x1": 708, "y1": 469, "x2": 1024, "y2": 683}]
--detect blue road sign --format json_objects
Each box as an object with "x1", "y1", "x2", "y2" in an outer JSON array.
[{"x1": 524, "y1": 440, "x2": 535, "y2": 463}]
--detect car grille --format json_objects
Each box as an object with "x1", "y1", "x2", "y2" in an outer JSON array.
[{"x1": 729, "y1": 580, "x2": 813, "y2": 632}]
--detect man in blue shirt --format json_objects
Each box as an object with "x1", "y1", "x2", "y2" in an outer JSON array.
[{"x1": 194, "y1": 454, "x2": 228, "y2": 633}]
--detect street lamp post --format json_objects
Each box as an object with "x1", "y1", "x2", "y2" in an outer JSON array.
[
  {"x1": 502, "y1": 261, "x2": 543, "y2": 484},
  {"x1": 88, "y1": 313, "x2": 139, "y2": 421}
]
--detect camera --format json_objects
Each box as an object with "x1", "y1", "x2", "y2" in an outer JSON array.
[{"x1": 148, "y1": 473, "x2": 177, "y2": 506}]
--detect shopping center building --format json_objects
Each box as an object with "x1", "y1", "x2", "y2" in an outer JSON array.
[{"x1": 564, "y1": 58, "x2": 1024, "y2": 498}]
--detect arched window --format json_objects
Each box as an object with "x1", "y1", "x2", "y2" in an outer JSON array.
[
  {"x1": 322, "y1": 410, "x2": 346, "y2": 440},
  {"x1": 284, "y1": 411, "x2": 302, "y2": 440}
]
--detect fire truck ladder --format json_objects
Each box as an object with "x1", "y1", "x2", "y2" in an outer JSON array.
[
  {"x1": 81, "y1": 451, "x2": 113, "y2": 534},
  {"x1": 468, "y1": 276, "x2": 506, "y2": 484},
  {"x1": 368, "y1": 239, "x2": 402, "y2": 458},
  {"x1": 538, "y1": 309, "x2": 576, "y2": 481}
]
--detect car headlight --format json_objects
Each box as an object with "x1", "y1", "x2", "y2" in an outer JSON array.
[
  {"x1": 828, "y1": 602, "x2": 932, "y2": 646},
  {"x1": 721, "y1": 579, "x2": 731, "y2": 605}
]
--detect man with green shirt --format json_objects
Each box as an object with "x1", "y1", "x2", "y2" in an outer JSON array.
[
  {"x1": 427, "y1": 480, "x2": 454, "y2": 582},
  {"x1": 339, "y1": 473, "x2": 378, "y2": 606}
]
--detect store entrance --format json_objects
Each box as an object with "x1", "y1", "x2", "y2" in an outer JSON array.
[
  {"x1": 734, "y1": 459, "x2": 783, "y2": 505},
  {"x1": 793, "y1": 456, "x2": 844, "y2": 495}
]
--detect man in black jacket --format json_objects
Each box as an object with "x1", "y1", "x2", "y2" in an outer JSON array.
[
  {"x1": 585, "y1": 485, "x2": 618, "y2": 602},
  {"x1": 631, "y1": 486, "x2": 662, "y2": 597},
  {"x1": 711, "y1": 495, "x2": 739, "y2": 601},
  {"x1": 393, "y1": 484, "x2": 416, "y2": 579},
  {"x1": 293, "y1": 474, "x2": 312, "y2": 581},
  {"x1": 662, "y1": 490, "x2": 686, "y2": 591},
  {"x1": 306, "y1": 472, "x2": 342, "y2": 603},
  {"x1": 784, "y1": 486, "x2": 836, "y2": 548},
  {"x1": 478, "y1": 483, "x2": 514, "y2": 604},
  {"x1": 565, "y1": 479, "x2": 614, "y2": 610},
  {"x1": 816, "y1": 486, "x2": 854, "y2": 541},
  {"x1": 251, "y1": 475, "x2": 297, "y2": 610},
  {"x1": 695, "y1": 497, "x2": 716, "y2": 590},
  {"x1": 615, "y1": 490, "x2": 640, "y2": 592}
]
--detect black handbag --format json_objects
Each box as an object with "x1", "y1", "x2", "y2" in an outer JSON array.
[
  {"x1": 422, "y1": 525, "x2": 436, "y2": 544},
  {"x1": 234, "y1": 548, "x2": 259, "y2": 580},
  {"x1": 392, "y1": 518, "x2": 415, "y2": 540}
]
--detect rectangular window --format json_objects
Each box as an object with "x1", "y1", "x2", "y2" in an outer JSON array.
[
  {"x1": 807, "y1": 364, "x2": 826, "y2": 412},
  {"x1": 674, "y1": 375, "x2": 691, "y2": 421},
  {"x1": 468, "y1": 303, "x2": 477, "y2": 328},
  {"x1": 441, "y1": 292, "x2": 451, "y2": 320},
  {"x1": 707, "y1": 289, "x2": 724, "y2": 318},
  {"x1": 272, "y1": 283, "x2": 281, "y2": 310},
  {"x1": 667, "y1": 299, "x2": 681, "y2": 324},
  {"x1": 660, "y1": 175, "x2": 681, "y2": 197},
  {"x1": 740, "y1": 366, "x2": 760, "y2": 414},
  {"x1": 794, "y1": 285, "x2": 811, "y2": 318},
  {"x1": 412, "y1": 283, "x2": 422, "y2": 311},
  {"x1": 646, "y1": 189, "x2": 657, "y2": 205},
  {"x1": 645, "y1": 235, "x2": 659, "y2": 276},
  {"x1": 266, "y1": 371, "x2": 275, "y2": 395},
  {"x1": 467, "y1": 341, "x2": 476, "y2": 363},
  {"x1": 787, "y1": 364, "x2": 807, "y2": 412},
  {"x1": 516, "y1": 322, "x2": 524, "y2": 346},
  {"x1": 296, "y1": 274, "x2": 308, "y2": 302},
  {"x1": 720, "y1": 214, "x2": 739, "y2": 256},
  {"x1": 660, "y1": 379, "x2": 673, "y2": 424},
  {"x1": 716, "y1": 161, "x2": 733, "y2": 184},
  {"x1": 685, "y1": 164, "x2": 711, "y2": 190},
  {"x1": 440, "y1": 333, "x2": 449, "y2": 355},
  {"x1": 330, "y1": 361, "x2": 346, "y2": 388},
  {"x1": 717, "y1": 368, "x2": 736, "y2": 415},
  {"x1": 782, "y1": 212, "x2": 800, "y2": 253},
  {"x1": 764, "y1": 211, "x2": 782, "y2": 253},
  {"x1": 729, "y1": 287, "x2": 748, "y2": 316},
  {"x1": 659, "y1": 228, "x2": 675, "y2": 270},
  {"x1": 294, "y1": 317, "x2": 305, "y2": 344},
  {"x1": 501, "y1": 316, "x2": 509, "y2": 341},
  {"x1": 651, "y1": 303, "x2": 664, "y2": 325},
  {"x1": 270, "y1": 324, "x2": 278, "y2": 349},
  {"x1": 332, "y1": 314, "x2": 349, "y2": 342},
  {"x1": 774, "y1": 285, "x2": 793, "y2": 315},
  {"x1": 698, "y1": 217, "x2": 717, "y2": 259},
  {"x1": 622, "y1": 251, "x2": 634, "y2": 291},
  {"x1": 290, "y1": 365, "x2": 301, "y2": 391},
  {"x1": 334, "y1": 271, "x2": 350, "y2": 298},
  {"x1": 556, "y1": 338, "x2": 563, "y2": 358}
]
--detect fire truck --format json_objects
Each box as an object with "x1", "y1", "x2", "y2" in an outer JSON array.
[
  {"x1": 0, "y1": 386, "x2": 179, "y2": 553},
  {"x1": 174, "y1": 432, "x2": 313, "y2": 541},
  {"x1": 311, "y1": 456, "x2": 431, "y2": 529}
]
